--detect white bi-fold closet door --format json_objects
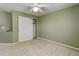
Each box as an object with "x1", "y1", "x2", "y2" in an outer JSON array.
[{"x1": 18, "y1": 16, "x2": 33, "y2": 42}]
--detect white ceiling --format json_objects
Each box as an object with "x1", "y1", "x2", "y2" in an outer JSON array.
[{"x1": 0, "y1": 3, "x2": 78, "y2": 16}]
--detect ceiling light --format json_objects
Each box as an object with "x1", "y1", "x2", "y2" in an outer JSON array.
[{"x1": 33, "y1": 7, "x2": 39, "y2": 12}]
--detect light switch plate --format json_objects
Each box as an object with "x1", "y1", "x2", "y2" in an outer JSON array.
[{"x1": 1, "y1": 27, "x2": 5, "y2": 29}]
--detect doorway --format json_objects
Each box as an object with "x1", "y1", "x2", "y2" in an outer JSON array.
[{"x1": 33, "y1": 19, "x2": 37, "y2": 39}]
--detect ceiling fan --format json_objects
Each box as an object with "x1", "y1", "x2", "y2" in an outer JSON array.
[{"x1": 23, "y1": 3, "x2": 50, "y2": 13}]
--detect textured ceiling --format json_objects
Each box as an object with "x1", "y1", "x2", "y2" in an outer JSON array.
[{"x1": 0, "y1": 3, "x2": 78, "y2": 16}]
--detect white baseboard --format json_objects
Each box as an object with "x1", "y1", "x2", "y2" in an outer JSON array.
[
  {"x1": 0, "y1": 42, "x2": 17, "y2": 45},
  {"x1": 18, "y1": 38, "x2": 33, "y2": 43},
  {"x1": 37, "y1": 37, "x2": 79, "y2": 51}
]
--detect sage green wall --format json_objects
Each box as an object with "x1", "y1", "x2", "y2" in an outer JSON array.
[
  {"x1": 0, "y1": 12, "x2": 12, "y2": 43},
  {"x1": 0, "y1": 11, "x2": 35, "y2": 43},
  {"x1": 0, "y1": 32, "x2": 12, "y2": 43},
  {"x1": 12, "y1": 11, "x2": 35, "y2": 42},
  {"x1": 38, "y1": 5, "x2": 79, "y2": 48}
]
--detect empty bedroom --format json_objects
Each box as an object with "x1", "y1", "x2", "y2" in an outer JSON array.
[{"x1": 0, "y1": 3, "x2": 79, "y2": 56}]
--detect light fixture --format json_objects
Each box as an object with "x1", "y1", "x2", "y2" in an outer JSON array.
[{"x1": 33, "y1": 7, "x2": 39, "y2": 12}]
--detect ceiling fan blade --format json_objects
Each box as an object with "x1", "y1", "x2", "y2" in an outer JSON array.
[
  {"x1": 21, "y1": 3, "x2": 34, "y2": 7},
  {"x1": 38, "y1": 8, "x2": 43, "y2": 12},
  {"x1": 37, "y1": 4, "x2": 50, "y2": 7}
]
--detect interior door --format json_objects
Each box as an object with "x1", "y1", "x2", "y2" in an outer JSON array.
[{"x1": 18, "y1": 16, "x2": 33, "y2": 42}]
